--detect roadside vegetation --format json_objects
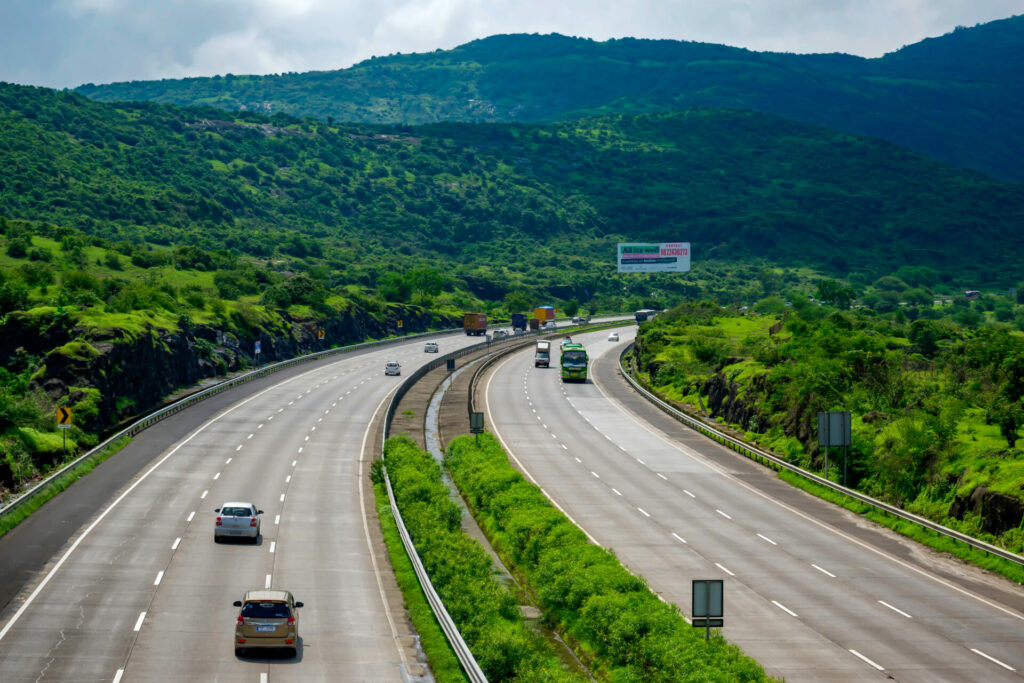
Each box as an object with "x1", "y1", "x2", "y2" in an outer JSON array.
[
  {"x1": 631, "y1": 292, "x2": 1024, "y2": 565},
  {"x1": 445, "y1": 433, "x2": 775, "y2": 682}
]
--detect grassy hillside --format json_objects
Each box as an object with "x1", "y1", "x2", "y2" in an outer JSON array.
[
  {"x1": 75, "y1": 16, "x2": 1024, "y2": 182},
  {"x1": 5, "y1": 82, "x2": 1024, "y2": 298}
]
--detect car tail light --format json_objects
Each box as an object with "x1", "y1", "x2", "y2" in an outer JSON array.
[
  {"x1": 216, "y1": 517, "x2": 222, "y2": 526},
  {"x1": 250, "y1": 517, "x2": 257, "y2": 527},
  {"x1": 287, "y1": 616, "x2": 295, "y2": 625},
  {"x1": 285, "y1": 639, "x2": 293, "y2": 644},
  {"x1": 237, "y1": 638, "x2": 246, "y2": 643},
  {"x1": 237, "y1": 616, "x2": 244, "y2": 625}
]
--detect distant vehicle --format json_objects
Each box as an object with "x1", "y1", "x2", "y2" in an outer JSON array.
[
  {"x1": 572, "y1": 316, "x2": 581, "y2": 324},
  {"x1": 607, "y1": 332, "x2": 619, "y2": 342},
  {"x1": 233, "y1": 589, "x2": 303, "y2": 657},
  {"x1": 560, "y1": 336, "x2": 573, "y2": 348},
  {"x1": 463, "y1": 312, "x2": 487, "y2": 336},
  {"x1": 964, "y1": 290, "x2": 981, "y2": 299},
  {"x1": 424, "y1": 342, "x2": 439, "y2": 353},
  {"x1": 542, "y1": 321, "x2": 557, "y2": 330},
  {"x1": 572, "y1": 316, "x2": 589, "y2": 325},
  {"x1": 534, "y1": 306, "x2": 556, "y2": 324},
  {"x1": 535, "y1": 340, "x2": 551, "y2": 367},
  {"x1": 492, "y1": 329, "x2": 508, "y2": 339},
  {"x1": 635, "y1": 309, "x2": 657, "y2": 323},
  {"x1": 385, "y1": 360, "x2": 401, "y2": 376},
  {"x1": 560, "y1": 343, "x2": 589, "y2": 382},
  {"x1": 511, "y1": 313, "x2": 528, "y2": 331},
  {"x1": 528, "y1": 318, "x2": 540, "y2": 331},
  {"x1": 214, "y1": 502, "x2": 263, "y2": 543}
]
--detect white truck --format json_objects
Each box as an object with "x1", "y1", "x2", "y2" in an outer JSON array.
[{"x1": 535, "y1": 340, "x2": 551, "y2": 367}]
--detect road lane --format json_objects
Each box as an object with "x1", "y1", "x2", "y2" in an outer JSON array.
[
  {"x1": 0, "y1": 334, "x2": 476, "y2": 682},
  {"x1": 485, "y1": 327, "x2": 1024, "y2": 682}
]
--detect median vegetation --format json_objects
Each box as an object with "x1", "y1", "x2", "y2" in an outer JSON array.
[
  {"x1": 380, "y1": 436, "x2": 586, "y2": 681},
  {"x1": 445, "y1": 433, "x2": 774, "y2": 682}
]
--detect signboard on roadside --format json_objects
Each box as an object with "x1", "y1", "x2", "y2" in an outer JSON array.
[
  {"x1": 56, "y1": 407, "x2": 72, "y2": 429},
  {"x1": 617, "y1": 242, "x2": 690, "y2": 273}
]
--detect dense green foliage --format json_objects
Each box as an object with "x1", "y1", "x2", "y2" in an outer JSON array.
[
  {"x1": 383, "y1": 436, "x2": 582, "y2": 681},
  {"x1": 634, "y1": 298, "x2": 1024, "y2": 554},
  {"x1": 446, "y1": 433, "x2": 773, "y2": 682},
  {"x1": 77, "y1": 17, "x2": 1024, "y2": 181}
]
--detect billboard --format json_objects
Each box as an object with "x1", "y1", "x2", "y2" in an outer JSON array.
[{"x1": 617, "y1": 242, "x2": 690, "y2": 273}]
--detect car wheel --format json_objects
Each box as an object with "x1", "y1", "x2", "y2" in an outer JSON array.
[{"x1": 214, "y1": 534, "x2": 220, "y2": 543}]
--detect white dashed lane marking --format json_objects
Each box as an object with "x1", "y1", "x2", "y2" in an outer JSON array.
[{"x1": 715, "y1": 562, "x2": 735, "y2": 576}]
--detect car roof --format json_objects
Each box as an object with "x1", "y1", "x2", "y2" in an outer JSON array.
[
  {"x1": 386, "y1": 359, "x2": 399, "y2": 363},
  {"x1": 243, "y1": 589, "x2": 292, "y2": 602},
  {"x1": 221, "y1": 501, "x2": 254, "y2": 508}
]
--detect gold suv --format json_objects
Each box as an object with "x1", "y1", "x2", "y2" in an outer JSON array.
[{"x1": 233, "y1": 589, "x2": 303, "y2": 657}]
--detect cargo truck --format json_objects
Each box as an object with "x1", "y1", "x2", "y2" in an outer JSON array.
[
  {"x1": 528, "y1": 318, "x2": 540, "y2": 331},
  {"x1": 535, "y1": 340, "x2": 551, "y2": 367},
  {"x1": 511, "y1": 313, "x2": 527, "y2": 331},
  {"x1": 560, "y1": 343, "x2": 588, "y2": 382},
  {"x1": 534, "y1": 306, "x2": 555, "y2": 323},
  {"x1": 463, "y1": 313, "x2": 487, "y2": 336}
]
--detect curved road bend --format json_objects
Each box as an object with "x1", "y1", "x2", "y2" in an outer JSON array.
[
  {"x1": 485, "y1": 327, "x2": 1024, "y2": 683},
  {"x1": 0, "y1": 333, "x2": 477, "y2": 683}
]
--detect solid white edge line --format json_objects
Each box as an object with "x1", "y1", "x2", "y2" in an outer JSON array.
[
  {"x1": 112, "y1": 669, "x2": 124, "y2": 683},
  {"x1": 772, "y1": 600, "x2": 797, "y2": 617},
  {"x1": 878, "y1": 600, "x2": 912, "y2": 619},
  {"x1": 849, "y1": 649, "x2": 885, "y2": 671},
  {"x1": 714, "y1": 562, "x2": 735, "y2": 576},
  {"x1": 591, "y1": 352, "x2": 1024, "y2": 624},
  {"x1": 812, "y1": 563, "x2": 836, "y2": 577},
  {"x1": 133, "y1": 611, "x2": 146, "y2": 631},
  {"x1": 757, "y1": 533, "x2": 777, "y2": 545},
  {"x1": 971, "y1": 648, "x2": 1016, "y2": 671},
  {"x1": 154, "y1": 571, "x2": 163, "y2": 586}
]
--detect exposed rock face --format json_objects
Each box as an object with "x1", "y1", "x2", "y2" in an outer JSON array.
[
  {"x1": 7, "y1": 303, "x2": 455, "y2": 436},
  {"x1": 702, "y1": 372, "x2": 763, "y2": 432},
  {"x1": 948, "y1": 486, "x2": 1024, "y2": 535}
]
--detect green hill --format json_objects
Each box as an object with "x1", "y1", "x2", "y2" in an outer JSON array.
[
  {"x1": 5, "y1": 82, "x2": 1024, "y2": 295},
  {"x1": 75, "y1": 16, "x2": 1024, "y2": 182}
]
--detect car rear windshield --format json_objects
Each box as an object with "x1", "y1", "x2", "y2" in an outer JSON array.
[
  {"x1": 222, "y1": 507, "x2": 252, "y2": 517},
  {"x1": 241, "y1": 602, "x2": 290, "y2": 618}
]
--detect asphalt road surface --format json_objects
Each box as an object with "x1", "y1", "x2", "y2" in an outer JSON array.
[
  {"x1": 485, "y1": 326, "x2": 1024, "y2": 682},
  {"x1": 0, "y1": 332, "x2": 479, "y2": 683}
]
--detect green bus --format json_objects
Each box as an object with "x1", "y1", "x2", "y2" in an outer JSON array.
[{"x1": 560, "y1": 343, "x2": 589, "y2": 382}]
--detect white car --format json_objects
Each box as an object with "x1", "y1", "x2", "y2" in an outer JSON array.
[
  {"x1": 385, "y1": 360, "x2": 401, "y2": 376},
  {"x1": 607, "y1": 332, "x2": 620, "y2": 342},
  {"x1": 424, "y1": 342, "x2": 439, "y2": 353},
  {"x1": 492, "y1": 329, "x2": 508, "y2": 339},
  {"x1": 214, "y1": 502, "x2": 263, "y2": 543}
]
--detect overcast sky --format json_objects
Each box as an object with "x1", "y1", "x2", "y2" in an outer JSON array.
[{"x1": 2, "y1": 0, "x2": 1022, "y2": 89}]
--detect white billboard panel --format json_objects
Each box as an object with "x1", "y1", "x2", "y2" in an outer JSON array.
[{"x1": 617, "y1": 242, "x2": 690, "y2": 273}]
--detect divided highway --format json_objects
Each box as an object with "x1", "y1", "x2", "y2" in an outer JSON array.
[
  {"x1": 0, "y1": 332, "x2": 478, "y2": 683},
  {"x1": 484, "y1": 327, "x2": 1024, "y2": 682}
]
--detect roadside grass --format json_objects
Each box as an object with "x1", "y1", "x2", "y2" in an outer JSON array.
[
  {"x1": 0, "y1": 435, "x2": 131, "y2": 540},
  {"x1": 371, "y1": 477, "x2": 468, "y2": 683},
  {"x1": 777, "y1": 470, "x2": 1024, "y2": 585}
]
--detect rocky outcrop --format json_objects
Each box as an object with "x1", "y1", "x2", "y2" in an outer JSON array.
[{"x1": 948, "y1": 486, "x2": 1024, "y2": 536}]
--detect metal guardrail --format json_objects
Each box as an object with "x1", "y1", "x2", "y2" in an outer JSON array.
[
  {"x1": 0, "y1": 326, "x2": 461, "y2": 520},
  {"x1": 618, "y1": 344, "x2": 1024, "y2": 570}
]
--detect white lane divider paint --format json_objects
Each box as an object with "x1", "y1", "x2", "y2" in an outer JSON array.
[
  {"x1": 304, "y1": 436, "x2": 310, "y2": 441},
  {"x1": 112, "y1": 668, "x2": 124, "y2": 683},
  {"x1": 551, "y1": 433, "x2": 557, "y2": 439},
  {"x1": 257, "y1": 424, "x2": 263, "y2": 429},
  {"x1": 332, "y1": 402, "x2": 337, "y2": 407},
  {"x1": 278, "y1": 408, "x2": 284, "y2": 413},
  {"x1": 757, "y1": 533, "x2": 777, "y2": 545},
  {"x1": 542, "y1": 423, "x2": 548, "y2": 429},
  {"x1": 261, "y1": 673, "x2": 268, "y2": 683},
  {"x1": 236, "y1": 445, "x2": 243, "y2": 451},
  {"x1": 133, "y1": 611, "x2": 146, "y2": 631},
  {"x1": 812, "y1": 564, "x2": 836, "y2": 578},
  {"x1": 672, "y1": 532, "x2": 688, "y2": 544},
  {"x1": 878, "y1": 600, "x2": 912, "y2": 619},
  {"x1": 574, "y1": 457, "x2": 582, "y2": 463},
  {"x1": 247, "y1": 434, "x2": 253, "y2": 440},
  {"x1": 267, "y1": 416, "x2": 273, "y2": 421},
  {"x1": 289, "y1": 401, "x2": 294, "y2": 405},
  {"x1": 317, "y1": 417, "x2": 323, "y2": 422},
  {"x1": 186, "y1": 511, "x2": 195, "y2": 522},
  {"x1": 683, "y1": 490, "x2": 696, "y2": 498},
  {"x1": 591, "y1": 471, "x2": 600, "y2": 479},
  {"x1": 715, "y1": 562, "x2": 735, "y2": 576},
  {"x1": 285, "y1": 475, "x2": 291, "y2": 483},
  {"x1": 715, "y1": 509, "x2": 732, "y2": 520},
  {"x1": 657, "y1": 473, "x2": 668, "y2": 480},
  {"x1": 611, "y1": 488, "x2": 622, "y2": 496},
  {"x1": 265, "y1": 574, "x2": 272, "y2": 589},
  {"x1": 201, "y1": 490, "x2": 208, "y2": 499},
  {"x1": 279, "y1": 493, "x2": 285, "y2": 502},
  {"x1": 636, "y1": 458, "x2": 645, "y2": 465},
  {"x1": 298, "y1": 447, "x2": 303, "y2": 453},
  {"x1": 213, "y1": 472, "x2": 220, "y2": 480},
  {"x1": 772, "y1": 600, "x2": 798, "y2": 617},
  {"x1": 637, "y1": 507, "x2": 651, "y2": 518},
  {"x1": 171, "y1": 537, "x2": 181, "y2": 550},
  {"x1": 971, "y1": 648, "x2": 1016, "y2": 671},
  {"x1": 310, "y1": 426, "x2": 316, "y2": 432},
  {"x1": 292, "y1": 460, "x2": 297, "y2": 467},
  {"x1": 154, "y1": 571, "x2": 164, "y2": 586},
  {"x1": 225, "y1": 458, "x2": 232, "y2": 465},
  {"x1": 849, "y1": 649, "x2": 885, "y2": 671},
  {"x1": 274, "y1": 515, "x2": 280, "y2": 525},
  {"x1": 269, "y1": 542, "x2": 276, "y2": 554},
  {"x1": 561, "y1": 444, "x2": 568, "y2": 450}
]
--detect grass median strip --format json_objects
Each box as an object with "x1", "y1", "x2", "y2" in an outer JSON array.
[
  {"x1": 380, "y1": 436, "x2": 586, "y2": 681},
  {"x1": 445, "y1": 432, "x2": 776, "y2": 683}
]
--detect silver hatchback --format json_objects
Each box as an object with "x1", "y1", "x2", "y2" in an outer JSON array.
[{"x1": 214, "y1": 502, "x2": 263, "y2": 543}]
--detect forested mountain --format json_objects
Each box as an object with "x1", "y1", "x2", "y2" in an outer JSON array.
[
  {"x1": 4, "y1": 82, "x2": 1024, "y2": 297},
  {"x1": 75, "y1": 16, "x2": 1024, "y2": 182}
]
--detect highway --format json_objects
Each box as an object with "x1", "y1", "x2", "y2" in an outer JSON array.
[
  {"x1": 484, "y1": 326, "x2": 1024, "y2": 682},
  {"x1": 0, "y1": 332, "x2": 479, "y2": 683}
]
